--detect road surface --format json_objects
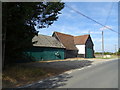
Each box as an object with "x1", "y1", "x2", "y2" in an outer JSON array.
[
  {"x1": 58, "y1": 59, "x2": 118, "y2": 88},
  {"x1": 19, "y1": 59, "x2": 118, "y2": 88}
]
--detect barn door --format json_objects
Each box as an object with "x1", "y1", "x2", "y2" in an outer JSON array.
[{"x1": 86, "y1": 48, "x2": 93, "y2": 58}]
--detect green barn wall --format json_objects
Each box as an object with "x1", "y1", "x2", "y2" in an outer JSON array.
[
  {"x1": 25, "y1": 47, "x2": 64, "y2": 61},
  {"x1": 86, "y1": 48, "x2": 94, "y2": 58}
]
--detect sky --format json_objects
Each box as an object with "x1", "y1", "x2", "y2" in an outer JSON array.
[{"x1": 36, "y1": 2, "x2": 118, "y2": 53}]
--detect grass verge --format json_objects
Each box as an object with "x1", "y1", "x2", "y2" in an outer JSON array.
[
  {"x1": 95, "y1": 55, "x2": 118, "y2": 59},
  {"x1": 2, "y1": 64, "x2": 61, "y2": 88}
]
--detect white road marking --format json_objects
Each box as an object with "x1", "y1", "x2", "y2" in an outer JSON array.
[
  {"x1": 65, "y1": 71, "x2": 73, "y2": 74},
  {"x1": 49, "y1": 77, "x2": 58, "y2": 80},
  {"x1": 63, "y1": 59, "x2": 116, "y2": 74},
  {"x1": 38, "y1": 81, "x2": 43, "y2": 83}
]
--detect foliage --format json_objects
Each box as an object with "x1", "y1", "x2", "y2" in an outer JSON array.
[
  {"x1": 2, "y1": 2, "x2": 64, "y2": 65},
  {"x1": 94, "y1": 52, "x2": 102, "y2": 54},
  {"x1": 95, "y1": 52, "x2": 114, "y2": 55},
  {"x1": 104, "y1": 52, "x2": 114, "y2": 55},
  {"x1": 117, "y1": 48, "x2": 120, "y2": 55}
]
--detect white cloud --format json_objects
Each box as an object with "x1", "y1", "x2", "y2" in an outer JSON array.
[
  {"x1": 75, "y1": 30, "x2": 101, "y2": 35},
  {"x1": 99, "y1": 25, "x2": 112, "y2": 31},
  {"x1": 93, "y1": 38, "x2": 102, "y2": 42},
  {"x1": 51, "y1": 24, "x2": 102, "y2": 36},
  {"x1": 90, "y1": 31, "x2": 101, "y2": 34}
]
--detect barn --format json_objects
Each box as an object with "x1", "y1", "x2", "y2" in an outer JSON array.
[
  {"x1": 25, "y1": 34, "x2": 65, "y2": 61},
  {"x1": 74, "y1": 34, "x2": 95, "y2": 58},
  {"x1": 24, "y1": 32, "x2": 94, "y2": 61},
  {"x1": 53, "y1": 32, "x2": 94, "y2": 58},
  {"x1": 52, "y1": 32, "x2": 78, "y2": 58}
]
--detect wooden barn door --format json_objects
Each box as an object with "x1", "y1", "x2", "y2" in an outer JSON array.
[{"x1": 86, "y1": 48, "x2": 93, "y2": 58}]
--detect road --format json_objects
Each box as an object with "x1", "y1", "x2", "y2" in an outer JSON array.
[
  {"x1": 19, "y1": 59, "x2": 118, "y2": 88},
  {"x1": 58, "y1": 59, "x2": 118, "y2": 88}
]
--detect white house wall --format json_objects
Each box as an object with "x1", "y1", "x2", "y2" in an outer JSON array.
[{"x1": 76, "y1": 45, "x2": 85, "y2": 54}]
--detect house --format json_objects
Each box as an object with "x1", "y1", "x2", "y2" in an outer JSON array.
[
  {"x1": 52, "y1": 32, "x2": 78, "y2": 58},
  {"x1": 25, "y1": 34, "x2": 65, "y2": 61},
  {"x1": 53, "y1": 32, "x2": 94, "y2": 58}
]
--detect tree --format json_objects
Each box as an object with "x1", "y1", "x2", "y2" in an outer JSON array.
[
  {"x1": 117, "y1": 48, "x2": 120, "y2": 55},
  {"x1": 2, "y1": 2, "x2": 64, "y2": 65}
]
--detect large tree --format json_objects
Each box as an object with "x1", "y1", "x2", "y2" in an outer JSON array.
[
  {"x1": 2, "y1": 2, "x2": 64, "y2": 65},
  {"x1": 117, "y1": 48, "x2": 120, "y2": 55}
]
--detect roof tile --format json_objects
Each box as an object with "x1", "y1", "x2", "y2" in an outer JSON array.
[
  {"x1": 53, "y1": 32, "x2": 90, "y2": 50},
  {"x1": 54, "y1": 32, "x2": 78, "y2": 50},
  {"x1": 32, "y1": 34, "x2": 65, "y2": 48},
  {"x1": 74, "y1": 35, "x2": 90, "y2": 45}
]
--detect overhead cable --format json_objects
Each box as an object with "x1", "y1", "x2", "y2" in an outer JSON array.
[{"x1": 65, "y1": 4, "x2": 119, "y2": 34}]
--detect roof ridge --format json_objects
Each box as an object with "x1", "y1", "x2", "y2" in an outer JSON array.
[
  {"x1": 38, "y1": 34, "x2": 51, "y2": 37},
  {"x1": 53, "y1": 31, "x2": 78, "y2": 50},
  {"x1": 74, "y1": 34, "x2": 90, "y2": 37},
  {"x1": 54, "y1": 31, "x2": 74, "y2": 37},
  {"x1": 33, "y1": 34, "x2": 65, "y2": 48}
]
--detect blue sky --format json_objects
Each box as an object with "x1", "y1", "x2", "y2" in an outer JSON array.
[{"x1": 36, "y1": 2, "x2": 118, "y2": 53}]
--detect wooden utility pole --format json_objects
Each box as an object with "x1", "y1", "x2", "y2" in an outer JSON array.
[
  {"x1": 115, "y1": 44, "x2": 117, "y2": 55},
  {"x1": 102, "y1": 31, "x2": 104, "y2": 58}
]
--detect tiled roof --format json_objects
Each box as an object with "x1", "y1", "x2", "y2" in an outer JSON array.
[
  {"x1": 53, "y1": 32, "x2": 90, "y2": 50},
  {"x1": 53, "y1": 32, "x2": 78, "y2": 50},
  {"x1": 74, "y1": 34, "x2": 90, "y2": 45},
  {"x1": 32, "y1": 34, "x2": 65, "y2": 48}
]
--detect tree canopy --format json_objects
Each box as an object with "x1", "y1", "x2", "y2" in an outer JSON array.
[
  {"x1": 117, "y1": 48, "x2": 120, "y2": 55},
  {"x1": 2, "y1": 2, "x2": 64, "y2": 65}
]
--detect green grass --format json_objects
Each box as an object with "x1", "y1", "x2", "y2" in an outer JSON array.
[{"x1": 95, "y1": 55, "x2": 118, "y2": 59}]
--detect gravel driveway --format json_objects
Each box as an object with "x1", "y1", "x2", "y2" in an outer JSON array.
[{"x1": 25, "y1": 60, "x2": 93, "y2": 71}]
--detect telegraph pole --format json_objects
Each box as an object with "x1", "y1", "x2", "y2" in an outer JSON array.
[
  {"x1": 115, "y1": 44, "x2": 117, "y2": 55},
  {"x1": 102, "y1": 30, "x2": 104, "y2": 58}
]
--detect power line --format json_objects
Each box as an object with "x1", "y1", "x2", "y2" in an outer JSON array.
[
  {"x1": 65, "y1": 4, "x2": 119, "y2": 34},
  {"x1": 104, "y1": 2, "x2": 115, "y2": 25},
  {"x1": 101, "y1": 2, "x2": 114, "y2": 57}
]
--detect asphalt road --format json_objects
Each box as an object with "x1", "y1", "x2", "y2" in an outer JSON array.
[
  {"x1": 58, "y1": 59, "x2": 118, "y2": 88},
  {"x1": 19, "y1": 59, "x2": 118, "y2": 88}
]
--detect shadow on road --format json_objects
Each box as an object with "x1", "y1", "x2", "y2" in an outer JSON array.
[{"x1": 25, "y1": 73, "x2": 72, "y2": 88}]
